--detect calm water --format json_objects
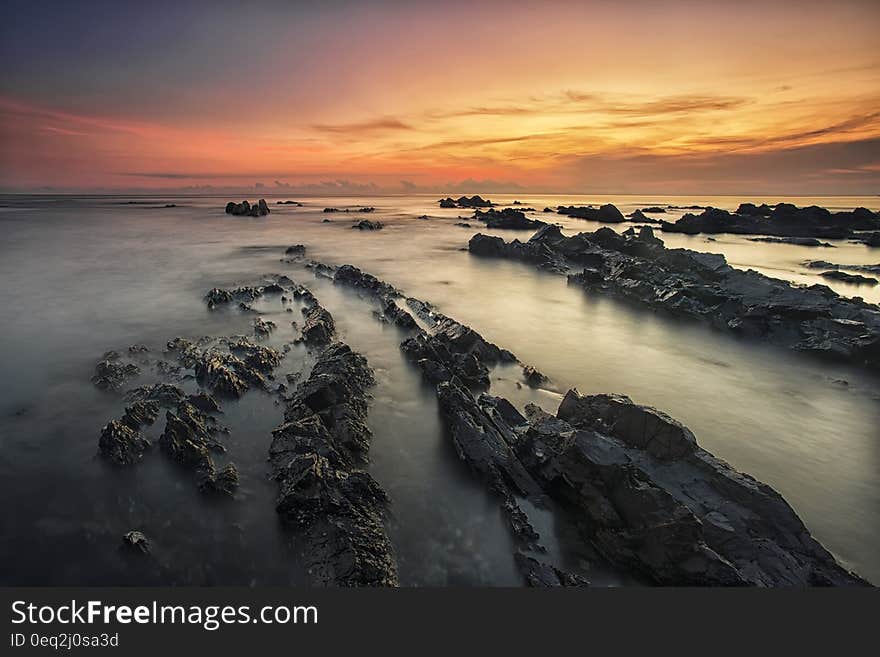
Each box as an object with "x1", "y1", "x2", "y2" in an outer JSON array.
[{"x1": 0, "y1": 194, "x2": 878, "y2": 585}]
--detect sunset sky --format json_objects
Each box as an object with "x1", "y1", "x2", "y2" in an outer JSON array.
[{"x1": 1, "y1": 0, "x2": 878, "y2": 194}]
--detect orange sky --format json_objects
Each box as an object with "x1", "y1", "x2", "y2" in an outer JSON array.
[{"x1": 1, "y1": 1, "x2": 878, "y2": 194}]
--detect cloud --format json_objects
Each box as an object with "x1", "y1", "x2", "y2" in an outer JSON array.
[{"x1": 311, "y1": 117, "x2": 413, "y2": 134}]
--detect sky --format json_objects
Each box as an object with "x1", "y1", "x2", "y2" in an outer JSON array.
[{"x1": 1, "y1": 0, "x2": 878, "y2": 195}]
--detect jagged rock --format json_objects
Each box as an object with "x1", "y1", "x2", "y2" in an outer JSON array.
[
  {"x1": 514, "y1": 552, "x2": 590, "y2": 587},
  {"x1": 225, "y1": 199, "x2": 270, "y2": 217},
  {"x1": 285, "y1": 244, "x2": 306, "y2": 256},
  {"x1": 186, "y1": 392, "x2": 221, "y2": 414},
  {"x1": 124, "y1": 383, "x2": 186, "y2": 406},
  {"x1": 194, "y1": 353, "x2": 249, "y2": 398},
  {"x1": 516, "y1": 390, "x2": 867, "y2": 586},
  {"x1": 558, "y1": 204, "x2": 626, "y2": 223},
  {"x1": 334, "y1": 264, "x2": 399, "y2": 297},
  {"x1": 121, "y1": 400, "x2": 160, "y2": 430},
  {"x1": 270, "y1": 343, "x2": 397, "y2": 586},
  {"x1": 253, "y1": 317, "x2": 277, "y2": 337},
  {"x1": 121, "y1": 530, "x2": 151, "y2": 555},
  {"x1": 473, "y1": 208, "x2": 546, "y2": 230},
  {"x1": 468, "y1": 225, "x2": 880, "y2": 372},
  {"x1": 661, "y1": 203, "x2": 878, "y2": 239},
  {"x1": 301, "y1": 304, "x2": 336, "y2": 345},
  {"x1": 91, "y1": 357, "x2": 140, "y2": 390},
  {"x1": 99, "y1": 420, "x2": 151, "y2": 465},
  {"x1": 197, "y1": 460, "x2": 239, "y2": 496},
  {"x1": 438, "y1": 195, "x2": 493, "y2": 209},
  {"x1": 352, "y1": 219, "x2": 384, "y2": 230},
  {"x1": 522, "y1": 365, "x2": 547, "y2": 387}
]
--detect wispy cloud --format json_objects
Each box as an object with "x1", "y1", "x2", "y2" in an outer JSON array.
[{"x1": 311, "y1": 117, "x2": 413, "y2": 134}]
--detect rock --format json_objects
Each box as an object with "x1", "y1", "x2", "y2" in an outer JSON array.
[
  {"x1": 225, "y1": 199, "x2": 270, "y2": 217},
  {"x1": 186, "y1": 392, "x2": 221, "y2": 414},
  {"x1": 277, "y1": 200, "x2": 302, "y2": 206},
  {"x1": 515, "y1": 390, "x2": 867, "y2": 586},
  {"x1": 661, "y1": 203, "x2": 878, "y2": 239},
  {"x1": 522, "y1": 365, "x2": 547, "y2": 387},
  {"x1": 285, "y1": 244, "x2": 306, "y2": 256},
  {"x1": 120, "y1": 400, "x2": 160, "y2": 430},
  {"x1": 253, "y1": 317, "x2": 277, "y2": 337},
  {"x1": 197, "y1": 461, "x2": 239, "y2": 496},
  {"x1": 301, "y1": 304, "x2": 336, "y2": 346},
  {"x1": 124, "y1": 383, "x2": 186, "y2": 407},
  {"x1": 99, "y1": 420, "x2": 151, "y2": 465},
  {"x1": 334, "y1": 264, "x2": 399, "y2": 297},
  {"x1": 473, "y1": 208, "x2": 546, "y2": 230},
  {"x1": 514, "y1": 552, "x2": 590, "y2": 587},
  {"x1": 270, "y1": 343, "x2": 397, "y2": 586},
  {"x1": 358, "y1": 207, "x2": 376, "y2": 213},
  {"x1": 352, "y1": 219, "x2": 384, "y2": 230},
  {"x1": 820, "y1": 271, "x2": 878, "y2": 285},
  {"x1": 438, "y1": 195, "x2": 493, "y2": 209},
  {"x1": 469, "y1": 225, "x2": 880, "y2": 372},
  {"x1": 557, "y1": 204, "x2": 626, "y2": 223},
  {"x1": 748, "y1": 237, "x2": 834, "y2": 247},
  {"x1": 455, "y1": 222, "x2": 472, "y2": 227},
  {"x1": 323, "y1": 207, "x2": 341, "y2": 213},
  {"x1": 194, "y1": 354, "x2": 250, "y2": 398},
  {"x1": 804, "y1": 261, "x2": 880, "y2": 275},
  {"x1": 92, "y1": 357, "x2": 140, "y2": 391},
  {"x1": 121, "y1": 530, "x2": 151, "y2": 555}
]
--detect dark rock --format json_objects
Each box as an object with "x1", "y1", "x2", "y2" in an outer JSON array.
[
  {"x1": 438, "y1": 195, "x2": 493, "y2": 209},
  {"x1": 558, "y1": 204, "x2": 626, "y2": 223},
  {"x1": 469, "y1": 225, "x2": 880, "y2": 371},
  {"x1": 285, "y1": 244, "x2": 306, "y2": 256},
  {"x1": 121, "y1": 400, "x2": 160, "y2": 430},
  {"x1": 301, "y1": 304, "x2": 336, "y2": 346},
  {"x1": 225, "y1": 199, "x2": 270, "y2": 217},
  {"x1": 516, "y1": 390, "x2": 867, "y2": 586},
  {"x1": 92, "y1": 357, "x2": 140, "y2": 391},
  {"x1": 121, "y1": 530, "x2": 151, "y2": 555},
  {"x1": 748, "y1": 237, "x2": 834, "y2": 247},
  {"x1": 186, "y1": 392, "x2": 221, "y2": 414},
  {"x1": 352, "y1": 219, "x2": 384, "y2": 230},
  {"x1": 820, "y1": 271, "x2": 878, "y2": 285},
  {"x1": 514, "y1": 552, "x2": 590, "y2": 587},
  {"x1": 124, "y1": 383, "x2": 186, "y2": 407},
  {"x1": 522, "y1": 365, "x2": 547, "y2": 387},
  {"x1": 99, "y1": 420, "x2": 151, "y2": 465},
  {"x1": 270, "y1": 343, "x2": 397, "y2": 586},
  {"x1": 253, "y1": 317, "x2": 277, "y2": 337},
  {"x1": 473, "y1": 208, "x2": 546, "y2": 230}
]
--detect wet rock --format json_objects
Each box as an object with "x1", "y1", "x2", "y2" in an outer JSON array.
[
  {"x1": 401, "y1": 314, "x2": 515, "y2": 388},
  {"x1": 301, "y1": 304, "x2": 336, "y2": 346},
  {"x1": 661, "y1": 203, "x2": 878, "y2": 239},
  {"x1": 285, "y1": 244, "x2": 306, "y2": 256},
  {"x1": 514, "y1": 552, "x2": 590, "y2": 587},
  {"x1": 558, "y1": 204, "x2": 626, "y2": 223},
  {"x1": 277, "y1": 200, "x2": 303, "y2": 206},
  {"x1": 128, "y1": 344, "x2": 150, "y2": 354},
  {"x1": 469, "y1": 225, "x2": 880, "y2": 372},
  {"x1": 225, "y1": 199, "x2": 270, "y2": 217},
  {"x1": 92, "y1": 357, "x2": 140, "y2": 391},
  {"x1": 125, "y1": 383, "x2": 186, "y2": 407},
  {"x1": 804, "y1": 260, "x2": 880, "y2": 275},
  {"x1": 121, "y1": 530, "x2": 151, "y2": 555},
  {"x1": 186, "y1": 392, "x2": 221, "y2": 414},
  {"x1": 472, "y1": 208, "x2": 546, "y2": 230},
  {"x1": 194, "y1": 353, "x2": 250, "y2": 398},
  {"x1": 820, "y1": 270, "x2": 878, "y2": 285},
  {"x1": 197, "y1": 461, "x2": 239, "y2": 496},
  {"x1": 323, "y1": 207, "x2": 341, "y2": 213},
  {"x1": 270, "y1": 343, "x2": 397, "y2": 586},
  {"x1": 748, "y1": 236, "x2": 834, "y2": 247},
  {"x1": 253, "y1": 317, "x2": 277, "y2": 337},
  {"x1": 226, "y1": 337, "x2": 282, "y2": 373},
  {"x1": 352, "y1": 219, "x2": 384, "y2": 230},
  {"x1": 358, "y1": 206, "x2": 376, "y2": 213},
  {"x1": 516, "y1": 390, "x2": 868, "y2": 586},
  {"x1": 99, "y1": 420, "x2": 151, "y2": 465},
  {"x1": 438, "y1": 195, "x2": 493, "y2": 209},
  {"x1": 121, "y1": 400, "x2": 160, "y2": 430},
  {"x1": 334, "y1": 264, "x2": 399, "y2": 296},
  {"x1": 522, "y1": 365, "x2": 547, "y2": 387}
]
